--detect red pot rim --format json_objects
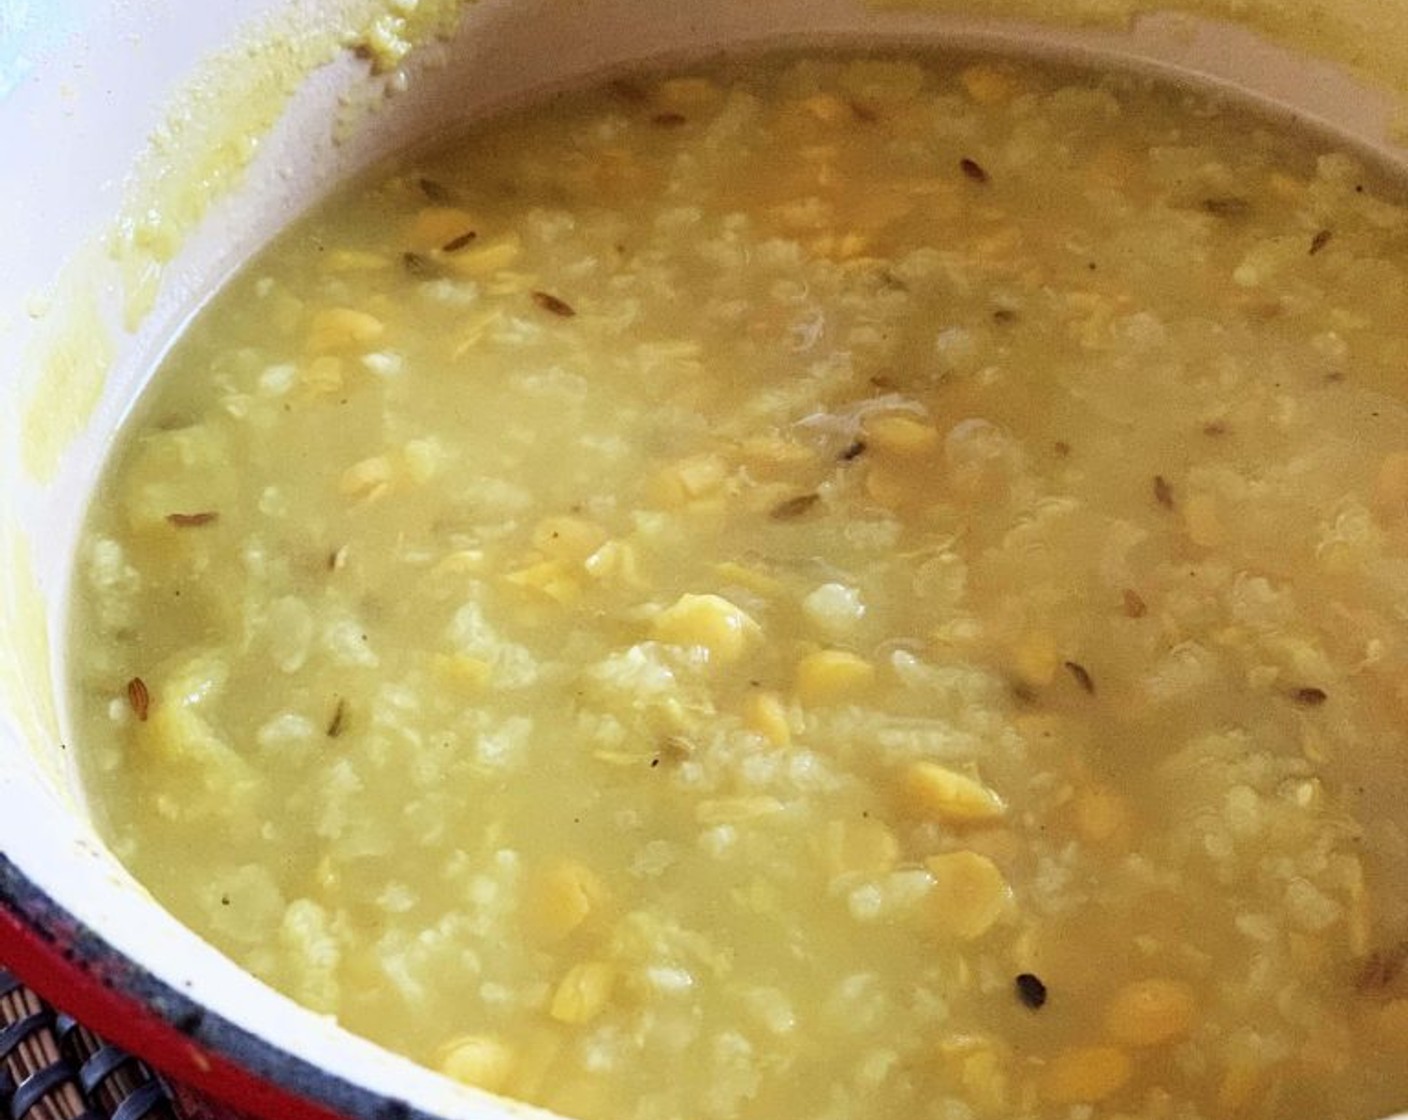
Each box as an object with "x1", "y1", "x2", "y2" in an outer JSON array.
[{"x1": 0, "y1": 854, "x2": 428, "y2": 1120}]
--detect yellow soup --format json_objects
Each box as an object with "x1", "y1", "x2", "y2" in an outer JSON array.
[{"x1": 70, "y1": 51, "x2": 1408, "y2": 1120}]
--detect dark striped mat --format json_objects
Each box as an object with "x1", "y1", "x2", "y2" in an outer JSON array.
[{"x1": 0, "y1": 967, "x2": 182, "y2": 1120}]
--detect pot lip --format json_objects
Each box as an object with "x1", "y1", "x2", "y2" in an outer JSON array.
[{"x1": 0, "y1": 854, "x2": 430, "y2": 1120}]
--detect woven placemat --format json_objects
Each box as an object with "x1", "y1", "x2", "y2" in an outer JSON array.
[{"x1": 0, "y1": 967, "x2": 183, "y2": 1120}]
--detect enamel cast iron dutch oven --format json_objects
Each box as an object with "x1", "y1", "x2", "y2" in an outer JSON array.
[{"x1": 2, "y1": 1, "x2": 1407, "y2": 1117}]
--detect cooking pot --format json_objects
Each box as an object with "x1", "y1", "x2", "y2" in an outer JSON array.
[{"x1": 2, "y1": 1, "x2": 1407, "y2": 1117}]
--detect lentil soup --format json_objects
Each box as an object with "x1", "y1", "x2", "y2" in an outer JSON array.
[{"x1": 70, "y1": 51, "x2": 1408, "y2": 1120}]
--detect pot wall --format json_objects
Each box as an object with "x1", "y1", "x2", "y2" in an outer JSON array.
[{"x1": 2, "y1": 2, "x2": 1406, "y2": 1118}]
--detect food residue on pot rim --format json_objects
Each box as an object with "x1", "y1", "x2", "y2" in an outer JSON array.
[
  {"x1": 16, "y1": 0, "x2": 475, "y2": 487},
  {"x1": 1, "y1": 0, "x2": 477, "y2": 784}
]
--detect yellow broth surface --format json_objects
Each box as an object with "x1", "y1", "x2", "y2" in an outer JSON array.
[{"x1": 71, "y1": 52, "x2": 1408, "y2": 1120}]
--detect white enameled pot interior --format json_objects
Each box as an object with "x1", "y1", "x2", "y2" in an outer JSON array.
[{"x1": 2, "y1": 1, "x2": 1407, "y2": 1117}]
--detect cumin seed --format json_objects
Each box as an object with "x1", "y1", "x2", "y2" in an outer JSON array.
[
  {"x1": 1015, "y1": 973, "x2": 1048, "y2": 1009},
  {"x1": 531, "y1": 290, "x2": 576, "y2": 317},
  {"x1": 126, "y1": 677, "x2": 151, "y2": 722},
  {"x1": 1064, "y1": 660, "x2": 1096, "y2": 695},
  {"x1": 402, "y1": 251, "x2": 439, "y2": 278},
  {"x1": 167, "y1": 511, "x2": 219, "y2": 528},
  {"x1": 1309, "y1": 228, "x2": 1333, "y2": 255},
  {"x1": 441, "y1": 229, "x2": 478, "y2": 253},
  {"x1": 418, "y1": 176, "x2": 452, "y2": 203},
  {"x1": 652, "y1": 112, "x2": 688, "y2": 128},
  {"x1": 1202, "y1": 420, "x2": 1229, "y2": 437},
  {"x1": 770, "y1": 493, "x2": 822, "y2": 521},
  {"x1": 1292, "y1": 686, "x2": 1328, "y2": 707},
  {"x1": 959, "y1": 157, "x2": 989, "y2": 184},
  {"x1": 326, "y1": 698, "x2": 348, "y2": 738},
  {"x1": 1153, "y1": 474, "x2": 1175, "y2": 510},
  {"x1": 839, "y1": 440, "x2": 868, "y2": 462},
  {"x1": 658, "y1": 735, "x2": 694, "y2": 765},
  {"x1": 1122, "y1": 588, "x2": 1148, "y2": 619}
]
